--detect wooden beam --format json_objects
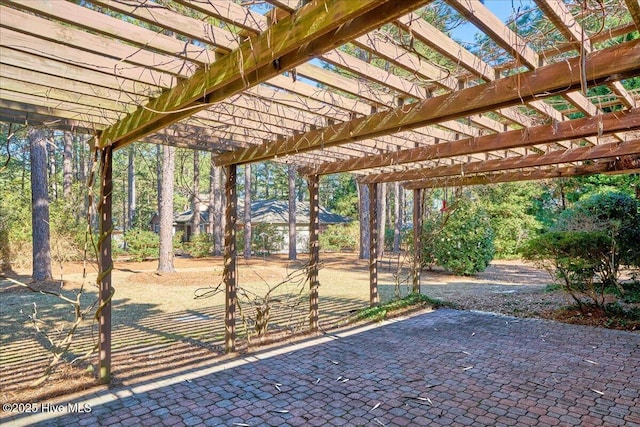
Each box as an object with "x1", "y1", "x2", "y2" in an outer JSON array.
[
  {"x1": 0, "y1": 47, "x2": 162, "y2": 95},
  {"x1": 98, "y1": 144, "x2": 113, "y2": 384},
  {"x1": 412, "y1": 189, "x2": 422, "y2": 293},
  {"x1": 0, "y1": 31, "x2": 176, "y2": 90},
  {"x1": 396, "y1": 13, "x2": 495, "y2": 83},
  {"x1": 88, "y1": 0, "x2": 239, "y2": 51},
  {"x1": 451, "y1": 0, "x2": 610, "y2": 141},
  {"x1": 368, "y1": 183, "x2": 379, "y2": 307},
  {"x1": 611, "y1": 81, "x2": 637, "y2": 109},
  {"x1": 0, "y1": 108, "x2": 97, "y2": 133},
  {"x1": 449, "y1": 0, "x2": 540, "y2": 68},
  {"x1": 8, "y1": 0, "x2": 216, "y2": 64},
  {"x1": 626, "y1": 0, "x2": 640, "y2": 31},
  {"x1": 307, "y1": 173, "x2": 320, "y2": 332},
  {"x1": 216, "y1": 40, "x2": 640, "y2": 166},
  {"x1": 403, "y1": 157, "x2": 640, "y2": 189},
  {"x1": 0, "y1": 97, "x2": 113, "y2": 127},
  {"x1": 535, "y1": 0, "x2": 591, "y2": 52},
  {"x1": 300, "y1": 108, "x2": 640, "y2": 176},
  {"x1": 361, "y1": 139, "x2": 640, "y2": 183},
  {"x1": 224, "y1": 164, "x2": 238, "y2": 353},
  {"x1": 174, "y1": 0, "x2": 267, "y2": 34},
  {"x1": 96, "y1": 0, "x2": 432, "y2": 150}
]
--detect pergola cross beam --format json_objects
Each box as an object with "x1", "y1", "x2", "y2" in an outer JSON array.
[
  {"x1": 216, "y1": 39, "x2": 640, "y2": 167},
  {"x1": 360, "y1": 139, "x2": 640, "y2": 184},
  {"x1": 402, "y1": 157, "x2": 640, "y2": 190},
  {"x1": 96, "y1": 0, "x2": 433, "y2": 150}
]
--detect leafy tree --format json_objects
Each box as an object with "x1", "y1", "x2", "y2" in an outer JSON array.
[
  {"x1": 475, "y1": 183, "x2": 542, "y2": 258},
  {"x1": 321, "y1": 173, "x2": 358, "y2": 218},
  {"x1": 423, "y1": 196, "x2": 495, "y2": 276}
]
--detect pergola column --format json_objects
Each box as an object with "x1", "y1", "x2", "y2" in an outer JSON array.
[
  {"x1": 224, "y1": 164, "x2": 238, "y2": 352},
  {"x1": 368, "y1": 183, "x2": 379, "y2": 306},
  {"x1": 307, "y1": 174, "x2": 320, "y2": 332},
  {"x1": 412, "y1": 188, "x2": 423, "y2": 293},
  {"x1": 98, "y1": 144, "x2": 113, "y2": 384}
]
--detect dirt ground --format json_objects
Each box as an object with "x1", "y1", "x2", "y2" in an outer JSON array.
[{"x1": 0, "y1": 253, "x2": 626, "y2": 408}]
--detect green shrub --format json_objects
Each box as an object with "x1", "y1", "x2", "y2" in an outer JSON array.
[
  {"x1": 320, "y1": 222, "x2": 358, "y2": 252},
  {"x1": 124, "y1": 229, "x2": 159, "y2": 261},
  {"x1": 555, "y1": 191, "x2": 640, "y2": 290},
  {"x1": 183, "y1": 233, "x2": 213, "y2": 258},
  {"x1": 237, "y1": 223, "x2": 285, "y2": 255},
  {"x1": 523, "y1": 231, "x2": 611, "y2": 307},
  {"x1": 427, "y1": 199, "x2": 495, "y2": 275},
  {"x1": 523, "y1": 191, "x2": 640, "y2": 308}
]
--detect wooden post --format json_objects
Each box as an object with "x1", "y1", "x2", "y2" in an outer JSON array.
[
  {"x1": 98, "y1": 144, "x2": 113, "y2": 384},
  {"x1": 412, "y1": 188, "x2": 423, "y2": 293},
  {"x1": 224, "y1": 164, "x2": 238, "y2": 353},
  {"x1": 308, "y1": 174, "x2": 320, "y2": 332},
  {"x1": 369, "y1": 183, "x2": 379, "y2": 306}
]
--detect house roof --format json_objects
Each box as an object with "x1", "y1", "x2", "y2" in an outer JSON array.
[{"x1": 174, "y1": 199, "x2": 350, "y2": 226}]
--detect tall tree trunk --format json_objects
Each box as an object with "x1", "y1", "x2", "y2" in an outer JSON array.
[
  {"x1": 62, "y1": 131, "x2": 73, "y2": 199},
  {"x1": 29, "y1": 128, "x2": 52, "y2": 281},
  {"x1": 210, "y1": 157, "x2": 223, "y2": 255},
  {"x1": 243, "y1": 164, "x2": 252, "y2": 259},
  {"x1": 288, "y1": 163, "x2": 297, "y2": 260},
  {"x1": 377, "y1": 182, "x2": 386, "y2": 258},
  {"x1": 156, "y1": 144, "x2": 162, "y2": 210},
  {"x1": 47, "y1": 132, "x2": 57, "y2": 200},
  {"x1": 192, "y1": 150, "x2": 200, "y2": 236},
  {"x1": 208, "y1": 154, "x2": 215, "y2": 236},
  {"x1": 127, "y1": 147, "x2": 136, "y2": 230},
  {"x1": 264, "y1": 163, "x2": 270, "y2": 199},
  {"x1": 393, "y1": 182, "x2": 403, "y2": 253},
  {"x1": 157, "y1": 145, "x2": 175, "y2": 273},
  {"x1": 76, "y1": 135, "x2": 88, "y2": 222},
  {"x1": 358, "y1": 182, "x2": 370, "y2": 259}
]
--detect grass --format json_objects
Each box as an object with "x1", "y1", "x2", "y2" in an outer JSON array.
[{"x1": 353, "y1": 293, "x2": 456, "y2": 323}]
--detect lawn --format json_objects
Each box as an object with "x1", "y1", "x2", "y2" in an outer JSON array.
[{"x1": 0, "y1": 253, "x2": 421, "y2": 404}]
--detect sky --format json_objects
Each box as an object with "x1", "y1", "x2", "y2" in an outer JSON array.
[{"x1": 451, "y1": 0, "x2": 536, "y2": 44}]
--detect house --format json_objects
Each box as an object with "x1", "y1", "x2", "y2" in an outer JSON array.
[{"x1": 152, "y1": 199, "x2": 350, "y2": 253}]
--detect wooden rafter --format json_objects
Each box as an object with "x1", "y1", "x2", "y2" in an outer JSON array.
[
  {"x1": 216, "y1": 40, "x2": 640, "y2": 166},
  {"x1": 96, "y1": 0, "x2": 433, "y2": 150},
  {"x1": 403, "y1": 157, "x2": 640, "y2": 190},
  {"x1": 360, "y1": 139, "x2": 640, "y2": 184},
  {"x1": 626, "y1": 0, "x2": 640, "y2": 30},
  {"x1": 300, "y1": 108, "x2": 640, "y2": 176}
]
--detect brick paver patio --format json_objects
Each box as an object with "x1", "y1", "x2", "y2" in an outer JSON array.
[{"x1": 6, "y1": 309, "x2": 640, "y2": 426}]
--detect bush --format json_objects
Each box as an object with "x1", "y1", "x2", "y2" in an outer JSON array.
[
  {"x1": 426, "y1": 198, "x2": 495, "y2": 275},
  {"x1": 556, "y1": 191, "x2": 640, "y2": 290},
  {"x1": 124, "y1": 229, "x2": 159, "y2": 261},
  {"x1": 183, "y1": 233, "x2": 213, "y2": 258},
  {"x1": 237, "y1": 223, "x2": 285, "y2": 255},
  {"x1": 523, "y1": 191, "x2": 640, "y2": 308},
  {"x1": 320, "y1": 222, "x2": 358, "y2": 252},
  {"x1": 523, "y1": 231, "x2": 611, "y2": 307}
]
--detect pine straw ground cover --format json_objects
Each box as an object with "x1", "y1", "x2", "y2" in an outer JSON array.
[{"x1": 1, "y1": 254, "x2": 637, "y2": 410}]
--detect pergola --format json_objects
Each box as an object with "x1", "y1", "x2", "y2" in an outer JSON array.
[{"x1": 1, "y1": 0, "x2": 639, "y2": 383}]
